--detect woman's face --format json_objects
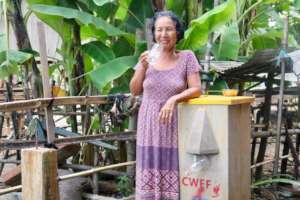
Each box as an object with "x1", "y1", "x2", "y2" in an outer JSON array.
[{"x1": 154, "y1": 16, "x2": 177, "y2": 51}]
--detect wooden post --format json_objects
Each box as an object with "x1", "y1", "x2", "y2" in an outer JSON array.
[
  {"x1": 281, "y1": 111, "x2": 290, "y2": 174},
  {"x1": 22, "y1": 148, "x2": 59, "y2": 200},
  {"x1": 203, "y1": 0, "x2": 219, "y2": 91},
  {"x1": 0, "y1": 113, "x2": 4, "y2": 138},
  {"x1": 127, "y1": 113, "x2": 137, "y2": 175},
  {"x1": 273, "y1": 15, "x2": 289, "y2": 177},
  {"x1": 297, "y1": 85, "x2": 300, "y2": 153},
  {"x1": 125, "y1": 30, "x2": 142, "y2": 176},
  {"x1": 145, "y1": 18, "x2": 154, "y2": 50},
  {"x1": 251, "y1": 109, "x2": 262, "y2": 165},
  {"x1": 37, "y1": 22, "x2": 55, "y2": 144},
  {"x1": 255, "y1": 73, "x2": 273, "y2": 180}
]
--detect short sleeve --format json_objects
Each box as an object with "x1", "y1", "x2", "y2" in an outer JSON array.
[{"x1": 186, "y1": 50, "x2": 200, "y2": 75}]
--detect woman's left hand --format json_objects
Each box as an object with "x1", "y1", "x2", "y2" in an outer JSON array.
[{"x1": 159, "y1": 97, "x2": 177, "y2": 124}]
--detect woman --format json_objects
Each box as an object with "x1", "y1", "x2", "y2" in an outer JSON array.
[{"x1": 130, "y1": 11, "x2": 201, "y2": 200}]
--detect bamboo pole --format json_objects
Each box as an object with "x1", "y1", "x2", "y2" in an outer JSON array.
[
  {"x1": 0, "y1": 185, "x2": 22, "y2": 195},
  {"x1": 251, "y1": 155, "x2": 289, "y2": 169},
  {"x1": 57, "y1": 161, "x2": 136, "y2": 181},
  {"x1": 0, "y1": 159, "x2": 21, "y2": 164},
  {"x1": 273, "y1": 15, "x2": 289, "y2": 177},
  {"x1": 0, "y1": 162, "x2": 136, "y2": 195},
  {"x1": 0, "y1": 131, "x2": 136, "y2": 150},
  {"x1": 0, "y1": 96, "x2": 113, "y2": 112},
  {"x1": 252, "y1": 129, "x2": 300, "y2": 138},
  {"x1": 0, "y1": 94, "x2": 131, "y2": 112},
  {"x1": 37, "y1": 22, "x2": 55, "y2": 145}
]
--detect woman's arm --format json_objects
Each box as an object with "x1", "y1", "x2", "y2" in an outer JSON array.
[
  {"x1": 159, "y1": 73, "x2": 201, "y2": 124},
  {"x1": 172, "y1": 73, "x2": 201, "y2": 102},
  {"x1": 130, "y1": 51, "x2": 149, "y2": 96}
]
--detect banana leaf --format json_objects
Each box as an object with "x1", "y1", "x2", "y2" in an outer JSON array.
[
  {"x1": 124, "y1": 0, "x2": 154, "y2": 33},
  {"x1": 213, "y1": 23, "x2": 240, "y2": 60},
  {"x1": 82, "y1": 41, "x2": 115, "y2": 64},
  {"x1": 30, "y1": 4, "x2": 126, "y2": 37},
  {"x1": 115, "y1": 0, "x2": 132, "y2": 21},
  {"x1": 178, "y1": 0, "x2": 236, "y2": 50},
  {"x1": 88, "y1": 55, "x2": 138, "y2": 91},
  {"x1": 165, "y1": 0, "x2": 186, "y2": 17},
  {"x1": 27, "y1": 0, "x2": 73, "y2": 41}
]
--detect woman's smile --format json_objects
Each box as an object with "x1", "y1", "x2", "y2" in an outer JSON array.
[{"x1": 154, "y1": 16, "x2": 177, "y2": 50}]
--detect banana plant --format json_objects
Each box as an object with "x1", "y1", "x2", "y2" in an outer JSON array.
[
  {"x1": 178, "y1": 0, "x2": 236, "y2": 50},
  {"x1": 0, "y1": 1, "x2": 33, "y2": 80},
  {"x1": 26, "y1": 0, "x2": 152, "y2": 94}
]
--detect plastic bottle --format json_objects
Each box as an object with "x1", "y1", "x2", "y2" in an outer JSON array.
[
  {"x1": 185, "y1": 155, "x2": 210, "y2": 176},
  {"x1": 148, "y1": 43, "x2": 161, "y2": 65}
]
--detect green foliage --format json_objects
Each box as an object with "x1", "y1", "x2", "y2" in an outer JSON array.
[
  {"x1": 0, "y1": 33, "x2": 5, "y2": 51},
  {"x1": 93, "y1": 0, "x2": 112, "y2": 6},
  {"x1": 0, "y1": 61, "x2": 19, "y2": 79},
  {"x1": 295, "y1": 0, "x2": 300, "y2": 9},
  {"x1": 88, "y1": 55, "x2": 138, "y2": 91},
  {"x1": 80, "y1": 25, "x2": 107, "y2": 40},
  {"x1": 22, "y1": 0, "x2": 300, "y2": 97},
  {"x1": 117, "y1": 176, "x2": 133, "y2": 197},
  {"x1": 252, "y1": 178, "x2": 300, "y2": 189},
  {"x1": 178, "y1": 0, "x2": 236, "y2": 50},
  {"x1": 213, "y1": 22, "x2": 240, "y2": 60},
  {"x1": 30, "y1": 4, "x2": 126, "y2": 37},
  {"x1": 0, "y1": 50, "x2": 32, "y2": 64},
  {"x1": 82, "y1": 41, "x2": 115, "y2": 64},
  {"x1": 94, "y1": 2, "x2": 119, "y2": 20},
  {"x1": 207, "y1": 78, "x2": 228, "y2": 95},
  {"x1": 124, "y1": 0, "x2": 154, "y2": 32},
  {"x1": 0, "y1": 50, "x2": 33, "y2": 79},
  {"x1": 250, "y1": 29, "x2": 282, "y2": 50},
  {"x1": 89, "y1": 114, "x2": 100, "y2": 133},
  {"x1": 115, "y1": 0, "x2": 132, "y2": 21},
  {"x1": 49, "y1": 63, "x2": 61, "y2": 76},
  {"x1": 165, "y1": 0, "x2": 186, "y2": 17},
  {"x1": 112, "y1": 38, "x2": 135, "y2": 57},
  {"x1": 27, "y1": 0, "x2": 73, "y2": 41}
]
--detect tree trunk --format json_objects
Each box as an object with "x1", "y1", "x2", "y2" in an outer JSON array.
[
  {"x1": 152, "y1": 0, "x2": 165, "y2": 11},
  {"x1": 186, "y1": 0, "x2": 199, "y2": 24},
  {"x1": 6, "y1": 0, "x2": 43, "y2": 98}
]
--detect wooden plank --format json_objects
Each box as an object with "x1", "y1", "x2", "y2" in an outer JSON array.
[
  {"x1": 0, "y1": 96, "x2": 113, "y2": 112},
  {"x1": 37, "y1": 22, "x2": 55, "y2": 144},
  {"x1": 0, "y1": 165, "x2": 21, "y2": 186},
  {"x1": 228, "y1": 104, "x2": 251, "y2": 199},
  {"x1": 0, "y1": 87, "x2": 27, "y2": 92},
  {"x1": 0, "y1": 131, "x2": 136, "y2": 150},
  {"x1": 53, "y1": 126, "x2": 117, "y2": 150},
  {"x1": 22, "y1": 148, "x2": 59, "y2": 200},
  {"x1": 28, "y1": 118, "x2": 116, "y2": 149},
  {"x1": 57, "y1": 144, "x2": 81, "y2": 164}
]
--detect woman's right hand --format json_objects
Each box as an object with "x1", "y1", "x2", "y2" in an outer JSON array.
[{"x1": 139, "y1": 51, "x2": 149, "y2": 69}]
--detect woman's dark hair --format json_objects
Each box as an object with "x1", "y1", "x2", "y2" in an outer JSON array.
[{"x1": 151, "y1": 11, "x2": 183, "y2": 43}]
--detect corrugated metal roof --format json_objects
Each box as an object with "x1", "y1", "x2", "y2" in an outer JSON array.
[
  {"x1": 212, "y1": 49, "x2": 295, "y2": 82},
  {"x1": 200, "y1": 61, "x2": 244, "y2": 72}
]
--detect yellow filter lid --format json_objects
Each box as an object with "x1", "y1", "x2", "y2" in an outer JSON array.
[{"x1": 183, "y1": 95, "x2": 255, "y2": 105}]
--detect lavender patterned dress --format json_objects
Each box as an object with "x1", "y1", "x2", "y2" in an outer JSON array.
[{"x1": 135, "y1": 50, "x2": 200, "y2": 200}]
